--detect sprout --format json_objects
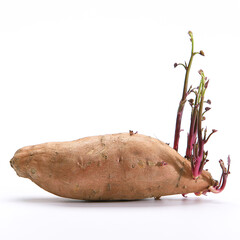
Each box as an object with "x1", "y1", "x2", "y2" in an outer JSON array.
[
  {"x1": 174, "y1": 31, "x2": 230, "y2": 193},
  {"x1": 173, "y1": 31, "x2": 203, "y2": 151},
  {"x1": 208, "y1": 156, "x2": 231, "y2": 193}
]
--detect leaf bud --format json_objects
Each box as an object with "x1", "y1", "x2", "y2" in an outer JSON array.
[
  {"x1": 188, "y1": 99, "x2": 194, "y2": 106},
  {"x1": 199, "y1": 50, "x2": 205, "y2": 56},
  {"x1": 205, "y1": 80, "x2": 209, "y2": 89}
]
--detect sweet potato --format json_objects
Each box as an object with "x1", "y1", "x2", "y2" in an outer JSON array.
[{"x1": 10, "y1": 133, "x2": 216, "y2": 200}]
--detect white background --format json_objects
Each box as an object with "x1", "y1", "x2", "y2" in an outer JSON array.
[{"x1": 1, "y1": 0, "x2": 240, "y2": 239}]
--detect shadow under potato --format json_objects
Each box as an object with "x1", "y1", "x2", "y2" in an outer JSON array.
[{"x1": 12, "y1": 195, "x2": 222, "y2": 208}]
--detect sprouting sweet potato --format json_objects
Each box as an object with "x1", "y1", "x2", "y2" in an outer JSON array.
[
  {"x1": 10, "y1": 133, "x2": 216, "y2": 200},
  {"x1": 10, "y1": 31, "x2": 230, "y2": 200}
]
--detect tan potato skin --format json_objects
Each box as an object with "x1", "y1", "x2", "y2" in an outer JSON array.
[{"x1": 10, "y1": 133, "x2": 216, "y2": 200}]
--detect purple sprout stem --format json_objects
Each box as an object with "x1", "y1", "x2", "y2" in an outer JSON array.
[
  {"x1": 186, "y1": 102, "x2": 198, "y2": 159},
  {"x1": 173, "y1": 103, "x2": 184, "y2": 151},
  {"x1": 191, "y1": 71, "x2": 207, "y2": 179},
  {"x1": 173, "y1": 32, "x2": 195, "y2": 151}
]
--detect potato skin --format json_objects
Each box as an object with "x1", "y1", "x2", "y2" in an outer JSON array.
[{"x1": 10, "y1": 133, "x2": 215, "y2": 200}]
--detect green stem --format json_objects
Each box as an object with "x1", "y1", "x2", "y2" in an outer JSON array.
[
  {"x1": 182, "y1": 35, "x2": 194, "y2": 101},
  {"x1": 198, "y1": 73, "x2": 206, "y2": 151}
]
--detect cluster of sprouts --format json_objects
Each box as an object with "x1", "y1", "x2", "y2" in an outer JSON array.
[{"x1": 173, "y1": 31, "x2": 230, "y2": 194}]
